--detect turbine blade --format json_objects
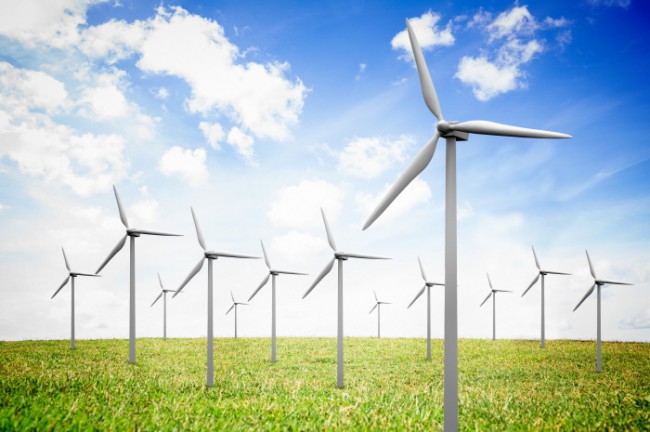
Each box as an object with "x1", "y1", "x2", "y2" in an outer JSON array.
[
  {"x1": 51, "y1": 276, "x2": 70, "y2": 299},
  {"x1": 407, "y1": 286, "x2": 426, "y2": 309},
  {"x1": 480, "y1": 291, "x2": 492, "y2": 307},
  {"x1": 363, "y1": 133, "x2": 439, "y2": 230},
  {"x1": 173, "y1": 257, "x2": 205, "y2": 297},
  {"x1": 158, "y1": 273, "x2": 164, "y2": 289},
  {"x1": 418, "y1": 257, "x2": 427, "y2": 282},
  {"x1": 586, "y1": 250, "x2": 597, "y2": 279},
  {"x1": 598, "y1": 279, "x2": 633, "y2": 286},
  {"x1": 521, "y1": 274, "x2": 540, "y2": 297},
  {"x1": 406, "y1": 19, "x2": 443, "y2": 120},
  {"x1": 274, "y1": 270, "x2": 308, "y2": 275},
  {"x1": 573, "y1": 284, "x2": 595, "y2": 312},
  {"x1": 544, "y1": 270, "x2": 571, "y2": 275},
  {"x1": 113, "y1": 185, "x2": 129, "y2": 228},
  {"x1": 369, "y1": 304, "x2": 378, "y2": 314},
  {"x1": 191, "y1": 207, "x2": 206, "y2": 251},
  {"x1": 532, "y1": 246, "x2": 540, "y2": 270},
  {"x1": 303, "y1": 257, "x2": 335, "y2": 299},
  {"x1": 73, "y1": 272, "x2": 101, "y2": 277},
  {"x1": 132, "y1": 229, "x2": 182, "y2": 236},
  {"x1": 248, "y1": 274, "x2": 270, "y2": 301},
  {"x1": 487, "y1": 273, "x2": 493, "y2": 289},
  {"x1": 338, "y1": 252, "x2": 390, "y2": 260},
  {"x1": 151, "y1": 292, "x2": 163, "y2": 307},
  {"x1": 208, "y1": 251, "x2": 260, "y2": 259},
  {"x1": 450, "y1": 120, "x2": 571, "y2": 139},
  {"x1": 226, "y1": 304, "x2": 234, "y2": 315},
  {"x1": 260, "y1": 240, "x2": 271, "y2": 269},
  {"x1": 321, "y1": 208, "x2": 337, "y2": 251},
  {"x1": 95, "y1": 235, "x2": 127, "y2": 274},
  {"x1": 61, "y1": 247, "x2": 70, "y2": 271},
  {"x1": 230, "y1": 291, "x2": 235, "y2": 302},
  {"x1": 374, "y1": 290, "x2": 378, "y2": 302},
  {"x1": 493, "y1": 289, "x2": 512, "y2": 293}
]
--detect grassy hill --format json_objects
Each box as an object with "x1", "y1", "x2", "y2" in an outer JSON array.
[{"x1": 1, "y1": 338, "x2": 649, "y2": 430}]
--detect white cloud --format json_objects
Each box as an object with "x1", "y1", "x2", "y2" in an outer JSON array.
[
  {"x1": 268, "y1": 230, "x2": 329, "y2": 268},
  {"x1": 79, "y1": 17, "x2": 146, "y2": 62},
  {"x1": 391, "y1": 11, "x2": 454, "y2": 60},
  {"x1": 337, "y1": 135, "x2": 412, "y2": 179},
  {"x1": 80, "y1": 76, "x2": 129, "y2": 120},
  {"x1": 158, "y1": 146, "x2": 208, "y2": 187},
  {"x1": 587, "y1": 0, "x2": 630, "y2": 8},
  {"x1": 128, "y1": 198, "x2": 159, "y2": 227},
  {"x1": 355, "y1": 63, "x2": 366, "y2": 81},
  {"x1": 155, "y1": 87, "x2": 169, "y2": 100},
  {"x1": 199, "y1": 121, "x2": 225, "y2": 149},
  {"x1": 356, "y1": 177, "x2": 431, "y2": 226},
  {"x1": 620, "y1": 308, "x2": 650, "y2": 329},
  {"x1": 266, "y1": 180, "x2": 344, "y2": 230},
  {"x1": 455, "y1": 56, "x2": 520, "y2": 101},
  {"x1": 0, "y1": 62, "x2": 70, "y2": 114},
  {"x1": 0, "y1": 203, "x2": 4, "y2": 213},
  {"x1": 226, "y1": 126, "x2": 255, "y2": 165},
  {"x1": 486, "y1": 6, "x2": 536, "y2": 41}
]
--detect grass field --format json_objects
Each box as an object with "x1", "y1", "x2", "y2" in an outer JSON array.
[{"x1": 1, "y1": 337, "x2": 649, "y2": 430}]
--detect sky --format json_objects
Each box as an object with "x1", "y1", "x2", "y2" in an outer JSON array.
[{"x1": 1, "y1": 0, "x2": 649, "y2": 345}]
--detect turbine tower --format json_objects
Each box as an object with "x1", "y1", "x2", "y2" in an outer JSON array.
[
  {"x1": 226, "y1": 291, "x2": 248, "y2": 338},
  {"x1": 479, "y1": 273, "x2": 512, "y2": 340},
  {"x1": 407, "y1": 257, "x2": 444, "y2": 360},
  {"x1": 51, "y1": 247, "x2": 101, "y2": 349},
  {"x1": 303, "y1": 208, "x2": 388, "y2": 388},
  {"x1": 362, "y1": 20, "x2": 570, "y2": 431},
  {"x1": 521, "y1": 246, "x2": 571, "y2": 348},
  {"x1": 368, "y1": 290, "x2": 391, "y2": 338},
  {"x1": 573, "y1": 250, "x2": 632, "y2": 372},
  {"x1": 150, "y1": 273, "x2": 176, "y2": 340},
  {"x1": 96, "y1": 185, "x2": 181, "y2": 364},
  {"x1": 248, "y1": 240, "x2": 306, "y2": 362},
  {"x1": 173, "y1": 207, "x2": 259, "y2": 387}
]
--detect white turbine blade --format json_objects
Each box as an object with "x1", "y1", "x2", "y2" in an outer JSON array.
[
  {"x1": 303, "y1": 258, "x2": 335, "y2": 299},
  {"x1": 274, "y1": 270, "x2": 308, "y2": 275},
  {"x1": 226, "y1": 304, "x2": 235, "y2": 315},
  {"x1": 321, "y1": 208, "x2": 337, "y2": 251},
  {"x1": 249, "y1": 274, "x2": 270, "y2": 301},
  {"x1": 493, "y1": 289, "x2": 512, "y2": 293},
  {"x1": 487, "y1": 273, "x2": 493, "y2": 289},
  {"x1": 51, "y1": 276, "x2": 70, "y2": 299},
  {"x1": 449, "y1": 120, "x2": 571, "y2": 139},
  {"x1": 113, "y1": 185, "x2": 129, "y2": 228},
  {"x1": 173, "y1": 257, "x2": 205, "y2": 297},
  {"x1": 95, "y1": 235, "x2": 127, "y2": 274},
  {"x1": 191, "y1": 207, "x2": 206, "y2": 251},
  {"x1": 158, "y1": 273, "x2": 164, "y2": 290},
  {"x1": 407, "y1": 286, "x2": 426, "y2": 309},
  {"x1": 230, "y1": 291, "x2": 235, "y2": 302},
  {"x1": 363, "y1": 133, "x2": 439, "y2": 230},
  {"x1": 210, "y1": 251, "x2": 260, "y2": 259},
  {"x1": 339, "y1": 252, "x2": 390, "y2": 260},
  {"x1": 479, "y1": 291, "x2": 492, "y2": 307},
  {"x1": 61, "y1": 247, "x2": 70, "y2": 271},
  {"x1": 417, "y1": 257, "x2": 427, "y2": 282},
  {"x1": 405, "y1": 19, "x2": 443, "y2": 120},
  {"x1": 260, "y1": 240, "x2": 271, "y2": 269},
  {"x1": 374, "y1": 290, "x2": 378, "y2": 302},
  {"x1": 151, "y1": 292, "x2": 163, "y2": 307},
  {"x1": 133, "y1": 229, "x2": 182, "y2": 236},
  {"x1": 598, "y1": 279, "x2": 633, "y2": 286},
  {"x1": 380, "y1": 302, "x2": 392, "y2": 304},
  {"x1": 544, "y1": 270, "x2": 571, "y2": 275},
  {"x1": 573, "y1": 284, "x2": 596, "y2": 312},
  {"x1": 586, "y1": 250, "x2": 597, "y2": 279},
  {"x1": 521, "y1": 274, "x2": 540, "y2": 297},
  {"x1": 532, "y1": 246, "x2": 541, "y2": 270},
  {"x1": 74, "y1": 272, "x2": 101, "y2": 277},
  {"x1": 369, "y1": 303, "x2": 378, "y2": 314}
]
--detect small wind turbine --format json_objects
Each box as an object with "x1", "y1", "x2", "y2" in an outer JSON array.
[
  {"x1": 51, "y1": 247, "x2": 101, "y2": 349},
  {"x1": 303, "y1": 208, "x2": 388, "y2": 388},
  {"x1": 150, "y1": 273, "x2": 176, "y2": 340},
  {"x1": 95, "y1": 185, "x2": 182, "y2": 363},
  {"x1": 521, "y1": 246, "x2": 571, "y2": 348},
  {"x1": 226, "y1": 291, "x2": 248, "y2": 338},
  {"x1": 368, "y1": 290, "x2": 391, "y2": 338},
  {"x1": 248, "y1": 240, "x2": 307, "y2": 362},
  {"x1": 573, "y1": 250, "x2": 632, "y2": 372},
  {"x1": 172, "y1": 207, "x2": 259, "y2": 387},
  {"x1": 479, "y1": 273, "x2": 512, "y2": 340},
  {"x1": 407, "y1": 257, "x2": 444, "y2": 360},
  {"x1": 362, "y1": 20, "x2": 570, "y2": 431}
]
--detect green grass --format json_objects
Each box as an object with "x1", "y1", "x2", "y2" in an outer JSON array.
[{"x1": 1, "y1": 338, "x2": 649, "y2": 430}]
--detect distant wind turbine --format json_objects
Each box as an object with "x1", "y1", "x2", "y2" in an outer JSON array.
[
  {"x1": 303, "y1": 208, "x2": 389, "y2": 388},
  {"x1": 226, "y1": 291, "x2": 248, "y2": 338},
  {"x1": 173, "y1": 207, "x2": 259, "y2": 387},
  {"x1": 361, "y1": 19, "x2": 570, "y2": 431},
  {"x1": 573, "y1": 250, "x2": 632, "y2": 372},
  {"x1": 51, "y1": 247, "x2": 101, "y2": 349},
  {"x1": 407, "y1": 257, "x2": 444, "y2": 360},
  {"x1": 96, "y1": 185, "x2": 181, "y2": 363},
  {"x1": 368, "y1": 290, "x2": 391, "y2": 338},
  {"x1": 150, "y1": 273, "x2": 176, "y2": 340},
  {"x1": 248, "y1": 240, "x2": 307, "y2": 362},
  {"x1": 521, "y1": 246, "x2": 571, "y2": 348},
  {"x1": 479, "y1": 273, "x2": 512, "y2": 340}
]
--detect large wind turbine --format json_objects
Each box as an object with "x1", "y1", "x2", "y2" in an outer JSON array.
[
  {"x1": 248, "y1": 240, "x2": 306, "y2": 362},
  {"x1": 573, "y1": 250, "x2": 632, "y2": 372},
  {"x1": 407, "y1": 257, "x2": 444, "y2": 360},
  {"x1": 51, "y1": 247, "x2": 101, "y2": 349},
  {"x1": 226, "y1": 291, "x2": 248, "y2": 339},
  {"x1": 150, "y1": 273, "x2": 176, "y2": 340},
  {"x1": 303, "y1": 208, "x2": 388, "y2": 388},
  {"x1": 362, "y1": 19, "x2": 570, "y2": 431},
  {"x1": 96, "y1": 185, "x2": 181, "y2": 364},
  {"x1": 521, "y1": 246, "x2": 571, "y2": 348},
  {"x1": 172, "y1": 207, "x2": 259, "y2": 387},
  {"x1": 479, "y1": 273, "x2": 512, "y2": 341},
  {"x1": 368, "y1": 290, "x2": 391, "y2": 338}
]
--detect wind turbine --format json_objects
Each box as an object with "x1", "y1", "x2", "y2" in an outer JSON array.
[
  {"x1": 96, "y1": 185, "x2": 181, "y2": 364},
  {"x1": 303, "y1": 208, "x2": 388, "y2": 388},
  {"x1": 248, "y1": 240, "x2": 307, "y2": 362},
  {"x1": 172, "y1": 207, "x2": 259, "y2": 387},
  {"x1": 573, "y1": 250, "x2": 632, "y2": 372},
  {"x1": 521, "y1": 246, "x2": 571, "y2": 348},
  {"x1": 150, "y1": 273, "x2": 177, "y2": 340},
  {"x1": 51, "y1": 247, "x2": 101, "y2": 349},
  {"x1": 226, "y1": 291, "x2": 248, "y2": 338},
  {"x1": 362, "y1": 19, "x2": 570, "y2": 431},
  {"x1": 368, "y1": 290, "x2": 391, "y2": 338},
  {"x1": 479, "y1": 273, "x2": 512, "y2": 340},
  {"x1": 407, "y1": 257, "x2": 444, "y2": 360}
]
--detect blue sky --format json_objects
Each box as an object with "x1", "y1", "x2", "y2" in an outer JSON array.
[{"x1": 1, "y1": 0, "x2": 649, "y2": 343}]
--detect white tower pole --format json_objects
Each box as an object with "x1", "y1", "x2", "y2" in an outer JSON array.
[
  {"x1": 337, "y1": 258, "x2": 344, "y2": 388},
  {"x1": 207, "y1": 258, "x2": 214, "y2": 387},
  {"x1": 272, "y1": 274, "x2": 277, "y2": 362},
  {"x1": 129, "y1": 236, "x2": 136, "y2": 363},
  {"x1": 71, "y1": 277, "x2": 75, "y2": 350}
]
